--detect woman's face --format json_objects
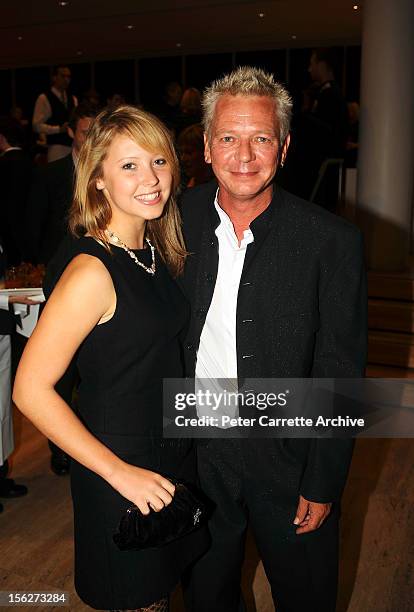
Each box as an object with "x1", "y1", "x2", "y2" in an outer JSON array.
[{"x1": 96, "y1": 134, "x2": 173, "y2": 226}]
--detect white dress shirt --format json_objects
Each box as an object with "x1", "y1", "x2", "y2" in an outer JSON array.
[
  {"x1": 196, "y1": 192, "x2": 254, "y2": 381},
  {"x1": 32, "y1": 86, "x2": 78, "y2": 135},
  {"x1": 195, "y1": 192, "x2": 254, "y2": 423},
  {"x1": 0, "y1": 245, "x2": 13, "y2": 463}
]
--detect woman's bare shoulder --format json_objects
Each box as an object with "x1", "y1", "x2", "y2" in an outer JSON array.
[
  {"x1": 56, "y1": 253, "x2": 112, "y2": 289},
  {"x1": 46, "y1": 253, "x2": 115, "y2": 317}
]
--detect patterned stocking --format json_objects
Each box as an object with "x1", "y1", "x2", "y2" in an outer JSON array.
[{"x1": 110, "y1": 598, "x2": 169, "y2": 612}]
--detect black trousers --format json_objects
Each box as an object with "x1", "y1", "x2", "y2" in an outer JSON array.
[
  {"x1": 184, "y1": 439, "x2": 339, "y2": 612},
  {"x1": 0, "y1": 459, "x2": 9, "y2": 478}
]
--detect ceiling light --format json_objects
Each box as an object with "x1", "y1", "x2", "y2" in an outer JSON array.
[
  {"x1": 258, "y1": 12, "x2": 265, "y2": 18},
  {"x1": 17, "y1": 35, "x2": 23, "y2": 41},
  {"x1": 176, "y1": 42, "x2": 182, "y2": 48},
  {"x1": 291, "y1": 35, "x2": 297, "y2": 39},
  {"x1": 353, "y1": 4, "x2": 359, "y2": 9},
  {"x1": 58, "y1": 1, "x2": 69, "y2": 6},
  {"x1": 76, "y1": 50, "x2": 83, "y2": 56},
  {"x1": 126, "y1": 24, "x2": 134, "y2": 30}
]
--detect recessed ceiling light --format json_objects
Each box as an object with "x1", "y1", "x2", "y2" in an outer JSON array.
[
  {"x1": 176, "y1": 42, "x2": 182, "y2": 48},
  {"x1": 126, "y1": 24, "x2": 134, "y2": 30},
  {"x1": 353, "y1": 4, "x2": 359, "y2": 9},
  {"x1": 258, "y1": 12, "x2": 265, "y2": 18},
  {"x1": 17, "y1": 35, "x2": 23, "y2": 41},
  {"x1": 291, "y1": 35, "x2": 297, "y2": 39},
  {"x1": 58, "y1": 1, "x2": 69, "y2": 6},
  {"x1": 76, "y1": 50, "x2": 83, "y2": 56}
]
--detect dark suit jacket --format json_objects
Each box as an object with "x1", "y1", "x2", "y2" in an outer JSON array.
[
  {"x1": 0, "y1": 148, "x2": 32, "y2": 264},
  {"x1": 180, "y1": 180, "x2": 367, "y2": 503},
  {"x1": 0, "y1": 306, "x2": 11, "y2": 335},
  {"x1": 312, "y1": 80, "x2": 349, "y2": 156},
  {"x1": 25, "y1": 153, "x2": 75, "y2": 264}
]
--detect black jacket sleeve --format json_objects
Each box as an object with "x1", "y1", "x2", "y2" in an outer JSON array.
[{"x1": 300, "y1": 230, "x2": 367, "y2": 502}]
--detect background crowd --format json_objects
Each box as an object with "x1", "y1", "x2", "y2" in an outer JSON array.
[{"x1": 0, "y1": 46, "x2": 361, "y2": 270}]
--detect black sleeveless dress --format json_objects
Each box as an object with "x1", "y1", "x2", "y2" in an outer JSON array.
[{"x1": 49, "y1": 237, "x2": 208, "y2": 610}]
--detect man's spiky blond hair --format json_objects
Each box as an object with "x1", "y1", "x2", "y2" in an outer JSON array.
[{"x1": 202, "y1": 66, "x2": 292, "y2": 144}]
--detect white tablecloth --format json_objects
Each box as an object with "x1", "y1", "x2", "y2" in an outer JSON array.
[{"x1": 0, "y1": 334, "x2": 14, "y2": 464}]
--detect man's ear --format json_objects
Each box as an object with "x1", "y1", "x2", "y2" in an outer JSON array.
[
  {"x1": 96, "y1": 178, "x2": 105, "y2": 190},
  {"x1": 280, "y1": 133, "x2": 291, "y2": 166},
  {"x1": 204, "y1": 132, "x2": 212, "y2": 164}
]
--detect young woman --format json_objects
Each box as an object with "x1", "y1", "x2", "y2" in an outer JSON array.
[{"x1": 13, "y1": 106, "x2": 208, "y2": 611}]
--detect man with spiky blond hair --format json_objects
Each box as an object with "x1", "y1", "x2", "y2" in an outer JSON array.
[{"x1": 180, "y1": 66, "x2": 366, "y2": 612}]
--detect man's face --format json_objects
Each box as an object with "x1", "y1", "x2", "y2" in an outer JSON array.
[
  {"x1": 167, "y1": 83, "x2": 182, "y2": 106},
  {"x1": 69, "y1": 116, "x2": 93, "y2": 154},
  {"x1": 205, "y1": 95, "x2": 288, "y2": 204},
  {"x1": 54, "y1": 67, "x2": 71, "y2": 91}
]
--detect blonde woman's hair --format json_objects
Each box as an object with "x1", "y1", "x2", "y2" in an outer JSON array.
[
  {"x1": 69, "y1": 105, "x2": 187, "y2": 276},
  {"x1": 202, "y1": 66, "x2": 292, "y2": 145}
]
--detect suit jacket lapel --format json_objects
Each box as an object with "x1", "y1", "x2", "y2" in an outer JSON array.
[
  {"x1": 240, "y1": 184, "x2": 281, "y2": 280},
  {"x1": 190, "y1": 199, "x2": 220, "y2": 345}
]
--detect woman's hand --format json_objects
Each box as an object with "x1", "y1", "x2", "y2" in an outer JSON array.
[{"x1": 109, "y1": 462, "x2": 176, "y2": 515}]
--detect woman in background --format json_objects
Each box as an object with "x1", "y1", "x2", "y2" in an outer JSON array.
[
  {"x1": 177, "y1": 124, "x2": 212, "y2": 189},
  {"x1": 13, "y1": 106, "x2": 207, "y2": 611}
]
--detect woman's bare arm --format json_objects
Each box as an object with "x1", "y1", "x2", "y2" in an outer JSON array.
[{"x1": 13, "y1": 254, "x2": 174, "y2": 512}]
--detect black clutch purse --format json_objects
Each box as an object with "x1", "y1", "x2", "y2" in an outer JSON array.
[{"x1": 113, "y1": 481, "x2": 209, "y2": 551}]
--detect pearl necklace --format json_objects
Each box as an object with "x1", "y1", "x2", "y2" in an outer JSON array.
[{"x1": 106, "y1": 230, "x2": 156, "y2": 275}]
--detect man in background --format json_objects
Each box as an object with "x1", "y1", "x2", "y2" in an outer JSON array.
[
  {"x1": 308, "y1": 48, "x2": 348, "y2": 157},
  {"x1": 26, "y1": 102, "x2": 98, "y2": 266},
  {"x1": 32, "y1": 65, "x2": 78, "y2": 162},
  {"x1": 0, "y1": 116, "x2": 32, "y2": 265},
  {"x1": 156, "y1": 81, "x2": 183, "y2": 134},
  {"x1": 281, "y1": 48, "x2": 348, "y2": 211}
]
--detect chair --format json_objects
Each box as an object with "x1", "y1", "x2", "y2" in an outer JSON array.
[{"x1": 309, "y1": 158, "x2": 345, "y2": 207}]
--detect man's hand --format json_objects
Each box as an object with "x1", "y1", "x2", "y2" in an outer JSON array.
[
  {"x1": 293, "y1": 495, "x2": 332, "y2": 534},
  {"x1": 9, "y1": 295, "x2": 42, "y2": 305}
]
